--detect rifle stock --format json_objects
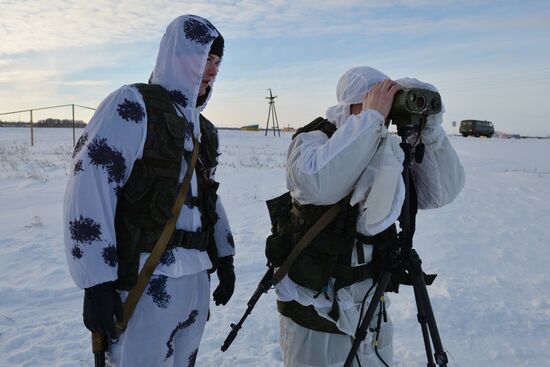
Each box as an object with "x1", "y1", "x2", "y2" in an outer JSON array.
[{"x1": 221, "y1": 265, "x2": 275, "y2": 352}]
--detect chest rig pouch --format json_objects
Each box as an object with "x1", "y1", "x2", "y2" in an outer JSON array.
[{"x1": 114, "y1": 84, "x2": 219, "y2": 290}]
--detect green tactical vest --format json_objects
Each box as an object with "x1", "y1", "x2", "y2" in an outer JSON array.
[
  {"x1": 267, "y1": 117, "x2": 398, "y2": 329},
  {"x1": 114, "y1": 83, "x2": 219, "y2": 290}
]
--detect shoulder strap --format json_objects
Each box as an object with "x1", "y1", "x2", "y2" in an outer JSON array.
[
  {"x1": 272, "y1": 195, "x2": 349, "y2": 284},
  {"x1": 198, "y1": 113, "x2": 219, "y2": 169},
  {"x1": 134, "y1": 83, "x2": 176, "y2": 114},
  {"x1": 292, "y1": 117, "x2": 337, "y2": 140},
  {"x1": 116, "y1": 135, "x2": 200, "y2": 335}
]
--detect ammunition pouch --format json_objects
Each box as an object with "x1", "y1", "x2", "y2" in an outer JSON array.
[
  {"x1": 265, "y1": 231, "x2": 293, "y2": 268},
  {"x1": 360, "y1": 226, "x2": 402, "y2": 293},
  {"x1": 265, "y1": 192, "x2": 294, "y2": 267},
  {"x1": 169, "y1": 229, "x2": 212, "y2": 251},
  {"x1": 265, "y1": 191, "x2": 360, "y2": 292},
  {"x1": 277, "y1": 300, "x2": 344, "y2": 334},
  {"x1": 289, "y1": 200, "x2": 358, "y2": 292},
  {"x1": 196, "y1": 167, "x2": 220, "y2": 229}
]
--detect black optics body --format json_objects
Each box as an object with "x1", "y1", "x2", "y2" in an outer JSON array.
[{"x1": 388, "y1": 88, "x2": 442, "y2": 129}]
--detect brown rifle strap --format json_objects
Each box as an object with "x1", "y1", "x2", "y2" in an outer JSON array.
[
  {"x1": 272, "y1": 197, "x2": 347, "y2": 284},
  {"x1": 115, "y1": 137, "x2": 200, "y2": 335}
]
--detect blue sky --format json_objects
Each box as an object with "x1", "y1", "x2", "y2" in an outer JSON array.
[{"x1": 1, "y1": 0, "x2": 549, "y2": 135}]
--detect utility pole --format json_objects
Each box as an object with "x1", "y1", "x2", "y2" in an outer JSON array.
[{"x1": 264, "y1": 88, "x2": 280, "y2": 137}]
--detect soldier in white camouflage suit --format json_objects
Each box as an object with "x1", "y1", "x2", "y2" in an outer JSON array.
[
  {"x1": 64, "y1": 15, "x2": 235, "y2": 367},
  {"x1": 274, "y1": 67, "x2": 465, "y2": 366}
]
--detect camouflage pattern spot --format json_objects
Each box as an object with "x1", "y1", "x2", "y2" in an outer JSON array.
[
  {"x1": 69, "y1": 215, "x2": 101, "y2": 244},
  {"x1": 117, "y1": 98, "x2": 145, "y2": 123},
  {"x1": 72, "y1": 133, "x2": 88, "y2": 158},
  {"x1": 102, "y1": 244, "x2": 118, "y2": 267},
  {"x1": 183, "y1": 18, "x2": 216, "y2": 45},
  {"x1": 147, "y1": 275, "x2": 171, "y2": 309},
  {"x1": 165, "y1": 310, "x2": 199, "y2": 360},
  {"x1": 226, "y1": 231, "x2": 235, "y2": 248},
  {"x1": 87, "y1": 137, "x2": 126, "y2": 185},
  {"x1": 71, "y1": 246, "x2": 83, "y2": 259},
  {"x1": 189, "y1": 15, "x2": 218, "y2": 33},
  {"x1": 187, "y1": 349, "x2": 198, "y2": 367},
  {"x1": 183, "y1": 120, "x2": 194, "y2": 142},
  {"x1": 168, "y1": 90, "x2": 188, "y2": 107},
  {"x1": 160, "y1": 250, "x2": 176, "y2": 266},
  {"x1": 74, "y1": 159, "x2": 84, "y2": 175}
]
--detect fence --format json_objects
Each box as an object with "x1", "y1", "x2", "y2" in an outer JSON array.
[{"x1": 0, "y1": 104, "x2": 96, "y2": 146}]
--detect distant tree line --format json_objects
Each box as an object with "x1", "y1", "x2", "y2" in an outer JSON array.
[{"x1": 0, "y1": 118, "x2": 87, "y2": 128}]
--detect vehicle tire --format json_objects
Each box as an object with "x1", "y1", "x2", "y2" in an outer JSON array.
[{"x1": 462, "y1": 133, "x2": 468, "y2": 137}]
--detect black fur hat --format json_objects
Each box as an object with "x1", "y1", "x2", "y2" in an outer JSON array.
[{"x1": 210, "y1": 34, "x2": 224, "y2": 58}]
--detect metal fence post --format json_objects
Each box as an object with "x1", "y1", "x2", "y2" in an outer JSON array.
[
  {"x1": 30, "y1": 110, "x2": 34, "y2": 146},
  {"x1": 0, "y1": 104, "x2": 96, "y2": 146}
]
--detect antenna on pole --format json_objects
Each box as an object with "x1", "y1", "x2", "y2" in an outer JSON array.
[{"x1": 264, "y1": 88, "x2": 281, "y2": 137}]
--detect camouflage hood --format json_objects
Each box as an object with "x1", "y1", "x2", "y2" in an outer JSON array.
[{"x1": 149, "y1": 15, "x2": 223, "y2": 136}]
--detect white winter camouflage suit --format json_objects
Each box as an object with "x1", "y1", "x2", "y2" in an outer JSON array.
[
  {"x1": 276, "y1": 66, "x2": 465, "y2": 367},
  {"x1": 63, "y1": 15, "x2": 234, "y2": 367}
]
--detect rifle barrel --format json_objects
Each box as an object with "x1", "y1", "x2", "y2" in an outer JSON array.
[
  {"x1": 221, "y1": 321, "x2": 242, "y2": 351},
  {"x1": 220, "y1": 266, "x2": 274, "y2": 352}
]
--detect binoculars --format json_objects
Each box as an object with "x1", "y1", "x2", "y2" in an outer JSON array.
[{"x1": 388, "y1": 88, "x2": 442, "y2": 129}]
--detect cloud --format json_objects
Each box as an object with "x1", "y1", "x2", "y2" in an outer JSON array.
[
  {"x1": 0, "y1": 1, "x2": 335, "y2": 56},
  {"x1": 51, "y1": 80, "x2": 109, "y2": 87},
  {"x1": 0, "y1": 69, "x2": 56, "y2": 84},
  {"x1": 2, "y1": 2, "x2": 146, "y2": 55},
  {"x1": 2, "y1": 0, "x2": 548, "y2": 57},
  {"x1": 0, "y1": 58, "x2": 16, "y2": 67}
]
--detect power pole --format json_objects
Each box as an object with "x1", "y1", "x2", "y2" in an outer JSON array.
[{"x1": 264, "y1": 88, "x2": 280, "y2": 137}]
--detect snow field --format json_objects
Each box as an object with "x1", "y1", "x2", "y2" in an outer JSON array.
[{"x1": 1, "y1": 128, "x2": 549, "y2": 366}]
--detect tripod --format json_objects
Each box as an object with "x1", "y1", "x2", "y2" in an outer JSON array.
[
  {"x1": 264, "y1": 88, "x2": 281, "y2": 137},
  {"x1": 344, "y1": 125, "x2": 449, "y2": 367}
]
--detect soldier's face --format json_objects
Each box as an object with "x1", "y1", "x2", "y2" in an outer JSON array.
[{"x1": 199, "y1": 54, "x2": 220, "y2": 97}]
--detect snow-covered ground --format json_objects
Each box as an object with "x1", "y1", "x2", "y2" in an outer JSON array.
[{"x1": 1, "y1": 127, "x2": 549, "y2": 367}]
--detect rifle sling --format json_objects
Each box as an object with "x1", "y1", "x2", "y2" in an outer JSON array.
[
  {"x1": 272, "y1": 197, "x2": 348, "y2": 284},
  {"x1": 116, "y1": 137, "x2": 199, "y2": 335}
]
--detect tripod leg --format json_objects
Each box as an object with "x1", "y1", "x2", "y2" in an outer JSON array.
[
  {"x1": 409, "y1": 250, "x2": 448, "y2": 366},
  {"x1": 412, "y1": 282, "x2": 436, "y2": 367},
  {"x1": 344, "y1": 271, "x2": 391, "y2": 367}
]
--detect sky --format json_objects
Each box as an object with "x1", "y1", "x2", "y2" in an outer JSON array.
[{"x1": 1, "y1": 0, "x2": 549, "y2": 136}]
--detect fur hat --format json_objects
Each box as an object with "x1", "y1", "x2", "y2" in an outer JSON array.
[{"x1": 210, "y1": 35, "x2": 224, "y2": 58}]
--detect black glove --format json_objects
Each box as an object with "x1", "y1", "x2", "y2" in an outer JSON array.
[
  {"x1": 213, "y1": 256, "x2": 235, "y2": 306},
  {"x1": 83, "y1": 281, "x2": 123, "y2": 339}
]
